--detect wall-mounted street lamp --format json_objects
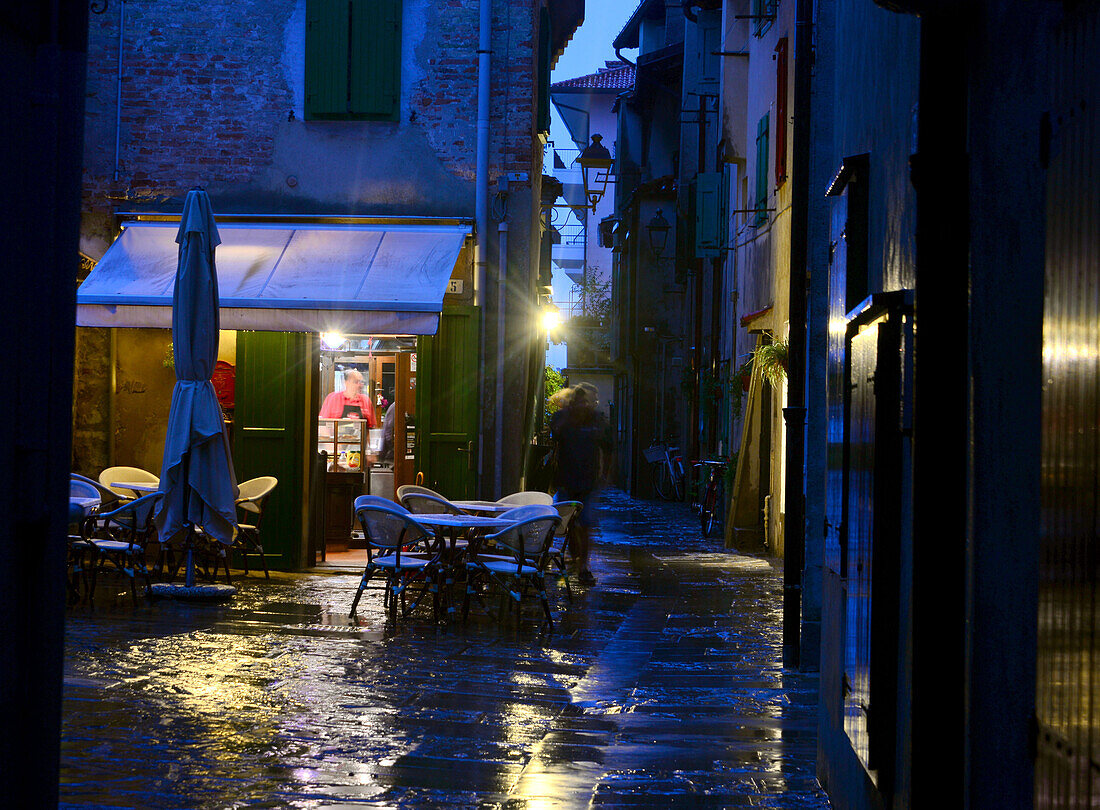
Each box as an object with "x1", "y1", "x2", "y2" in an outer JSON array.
[
  {"x1": 647, "y1": 208, "x2": 671, "y2": 257},
  {"x1": 575, "y1": 135, "x2": 614, "y2": 211}
]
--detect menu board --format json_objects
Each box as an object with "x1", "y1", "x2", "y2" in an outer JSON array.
[{"x1": 404, "y1": 414, "x2": 416, "y2": 461}]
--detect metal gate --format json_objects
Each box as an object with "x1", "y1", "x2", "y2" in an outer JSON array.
[{"x1": 1035, "y1": 5, "x2": 1100, "y2": 806}]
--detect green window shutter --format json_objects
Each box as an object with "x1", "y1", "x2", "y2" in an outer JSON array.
[
  {"x1": 754, "y1": 113, "x2": 770, "y2": 227},
  {"x1": 305, "y1": 0, "x2": 350, "y2": 119},
  {"x1": 349, "y1": 0, "x2": 401, "y2": 120},
  {"x1": 537, "y1": 7, "x2": 551, "y2": 134},
  {"x1": 696, "y1": 171, "x2": 722, "y2": 257}
]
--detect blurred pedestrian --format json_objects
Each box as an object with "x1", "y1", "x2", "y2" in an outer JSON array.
[{"x1": 549, "y1": 382, "x2": 612, "y2": 585}]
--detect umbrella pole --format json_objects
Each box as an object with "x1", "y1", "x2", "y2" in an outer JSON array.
[
  {"x1": 185, "y1": 524, "x2": 195, "y2": 587},
  {"x1": 182, "y1": 450, "x2": 196, "y2": 588}
]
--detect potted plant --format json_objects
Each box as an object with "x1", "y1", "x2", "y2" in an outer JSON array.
[{"x1": 753, "y1": 339, "x2": 789, "y2": 388}]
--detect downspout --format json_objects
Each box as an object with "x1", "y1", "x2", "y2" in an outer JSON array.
[
  {"x1": 495, "y1": 218, "x2": 507, "y2": 497},
  {"x1": 614, "y1": 46, "x2": 636, "y2": 68},
  {"x1": 475, "y1": 0, "x2": 491, "y2": 493},
  {"x1": 113, "y1": 0, "x2": 125, "y2": 181},
  {"x1": 782, "y1": 0, "x2": 813, "y2": 669}
]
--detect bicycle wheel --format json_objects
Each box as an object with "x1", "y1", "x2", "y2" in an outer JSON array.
[
  {"x1": 702, "y1": 481, "x2": 724, "y2": 537},
  {"x1": 701, "y1": 483, "x2": 716, "y2": 535},
  {"x1": 652, "y1": 462, "x2": 671, "y2": 500},
  {"x1": 671, "y1": 468, "x2": 684, "y2": 502}
]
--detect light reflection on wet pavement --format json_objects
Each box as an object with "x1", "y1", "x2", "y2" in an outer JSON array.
[{"x1": 61, "y1": 490, "x2": 831, "y2": 808}]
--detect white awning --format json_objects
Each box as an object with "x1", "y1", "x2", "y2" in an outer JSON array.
[{"x1": 77, "y1": 221, "x2": 471, "y2": 334}]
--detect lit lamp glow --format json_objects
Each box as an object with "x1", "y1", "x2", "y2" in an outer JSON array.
[
  {"x1": 321, "y1": 332, "x2": 346, "y2": 350},
  {"x1": 541, "y1": 307, "x2": 562, "y2": 333}
]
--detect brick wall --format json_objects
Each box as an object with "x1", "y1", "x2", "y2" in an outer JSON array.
[{"x1": 82, "y1": 0, "x2": 540, "y2": 218}]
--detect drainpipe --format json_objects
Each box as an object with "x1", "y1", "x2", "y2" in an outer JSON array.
[
  {"x1": 495, "y1": 218, "x2": 507, "y2": 498},
  {"x1": 475, "y1": 0, "x2": 491, "y2": 492},
  {"x1": 113, "y1": 0, "x2": 126, "y2": 181},
  {"x1": 782, "y1": 0, "x2": 813, "y2": 669}
]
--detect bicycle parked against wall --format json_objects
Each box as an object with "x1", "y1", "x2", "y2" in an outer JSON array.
[
  {"x1": 692, "y1": 458, "x2": 728, "y2": 537},
  {"x1": 643, "y1": 441, "x2": 684, "y2": 501}
]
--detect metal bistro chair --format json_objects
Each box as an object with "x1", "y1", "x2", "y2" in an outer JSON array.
[
  {"x1": 87, "y1": 491, "x2": 163, "y2": 605},
  {"x1": 497, "y1": 491, "x2": 554, "y2": 506},
  {"x1": 395, "y1": 483, "x2": 448, "y2": 503},
  {"x1": 463, "y1": 510, "x2": 561, "y2": 631},
  {"x1": 547, "y1": 500, "x2": 582, "y2": 601},
  {"x1": 233, "y1": 476, "x2": 278, "y2": 578},
  {"x1": 72, "y1": 473, "x2": 127, "y2": 513},
  {"x1": 68, "y1": 476, "x2": 102, "y2": 600},
  {"x1": 398, "y1": 491, "x2": 475, "y2": 596},
  {"x1": 349, "y1": 502, "x2": 440, "y2": 622}
]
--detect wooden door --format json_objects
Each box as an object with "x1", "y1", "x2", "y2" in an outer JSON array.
[
  {"x1": 416, "y1": 305, "x2": 480, "y2": 499},
  {"x1": 233, "y1": 331, "x2": 314, "y2": 570}
]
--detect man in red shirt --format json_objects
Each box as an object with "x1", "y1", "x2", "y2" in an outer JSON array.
[{"x1": 319, "y1": 369, "x2": 377, "y2": 426}]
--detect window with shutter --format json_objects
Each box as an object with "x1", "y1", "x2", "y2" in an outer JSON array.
[
  {"x1": 775, "y1": 37, "x2": 788, "y2": 185},
  {"x1": 306, "y1": 0, "x2": 401, "y2": 121},
  {"x1": 695, "y1": 172, "x2": 725, "y2": 257},
  {"x1": 754, "y1": 113, "x2": 770, "y2": 227},
  {"x1": 752, "y1": 0, "x2": 776, "y2": 37},
  {"x1": 537, "y1": 8, "x2": 551, "y2": 134}
]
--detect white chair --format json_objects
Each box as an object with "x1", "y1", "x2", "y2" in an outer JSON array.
[
  {"x1": 233, "y1": 476, "x2": 278, "y2": 578},
  {"x1": 497, "y1": 491, "x2": 553, "y2": 506},
  {"x1": 99, "y1": 466, "x2": 160, "y2": 501}
]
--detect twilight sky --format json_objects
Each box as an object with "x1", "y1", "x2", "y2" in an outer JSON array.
[{"x1": 551, "y1": 0, "x2": 639, "y2": 83}]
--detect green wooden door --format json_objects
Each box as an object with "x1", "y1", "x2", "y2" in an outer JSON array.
[
  {"x1": 234, "y1": 331, "x2": 312, "y2": 570},
  {"x1": 417, "y1": 305, "x2": 480, "y2": 499}
]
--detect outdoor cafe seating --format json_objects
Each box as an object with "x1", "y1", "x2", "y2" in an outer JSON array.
[
  {"x1": 462, "y1": 507, "x2": 561, "y2": 630},
  {"x1": 232, "y1": 475, "x2": 278, "y2": 579},
  {"x1": 349, "y1": 498, "x2": 440, "y2": 621},
  {"x1": 86, "y1": 491, "x2": 163, "y2": 605},
  {"x1": 98, "y1": 466, "x2": 159, "y2": 501},
  {"x1": 547, "y1": 500, "x2": 582, "y2": 600},
  {"x1": 496, "y1": 491, "x2": 553, "y2": 506}
]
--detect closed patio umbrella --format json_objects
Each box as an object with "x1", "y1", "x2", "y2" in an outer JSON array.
[{"x1": 153, "y1": 188, "x2": 238, "y2": 596}]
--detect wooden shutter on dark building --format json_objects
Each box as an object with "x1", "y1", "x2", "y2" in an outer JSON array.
[
  {"x1": 349, "y1": 0, "x2": 401, "y2": 120},
  {"x1": 305, "y1": 0, "x2": 351, "y2": 119}
]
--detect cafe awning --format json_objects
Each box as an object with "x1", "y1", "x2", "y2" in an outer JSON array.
[{"x1": 77, "y1": 220, "x2": 471, "y2": 335}]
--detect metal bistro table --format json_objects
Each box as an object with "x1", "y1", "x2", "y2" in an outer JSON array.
[
  {"x1": 450, "y1": 500, "x2": 513, "y2": 515},
  {"x1": 111, "y1": 481, "x2": 159, "y2": 498},
  {"x1": 410, "y1": 512, "x2": 513, "y2": 616}
]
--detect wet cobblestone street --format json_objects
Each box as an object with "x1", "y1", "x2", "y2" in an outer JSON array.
[{"x1": 61, "y1": 490, "x2": 831, "y2": 808}]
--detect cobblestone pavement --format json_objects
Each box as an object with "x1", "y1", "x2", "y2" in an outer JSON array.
[{"x1": 61, "y1": 490, "x2": 831, "y2": 809}]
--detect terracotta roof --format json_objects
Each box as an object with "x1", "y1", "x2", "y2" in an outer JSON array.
[{"x1": 551, "y1": 62, "x2": 636, "y2": 91}]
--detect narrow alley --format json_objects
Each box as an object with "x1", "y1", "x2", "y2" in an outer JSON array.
[{"x1": 61, "y1": 490, "x2": 829, "y2": 808}]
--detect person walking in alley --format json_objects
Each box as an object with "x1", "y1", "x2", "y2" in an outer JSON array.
[{"x1": 550, "y1": 383, "x2": 612, "y2": 585}]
